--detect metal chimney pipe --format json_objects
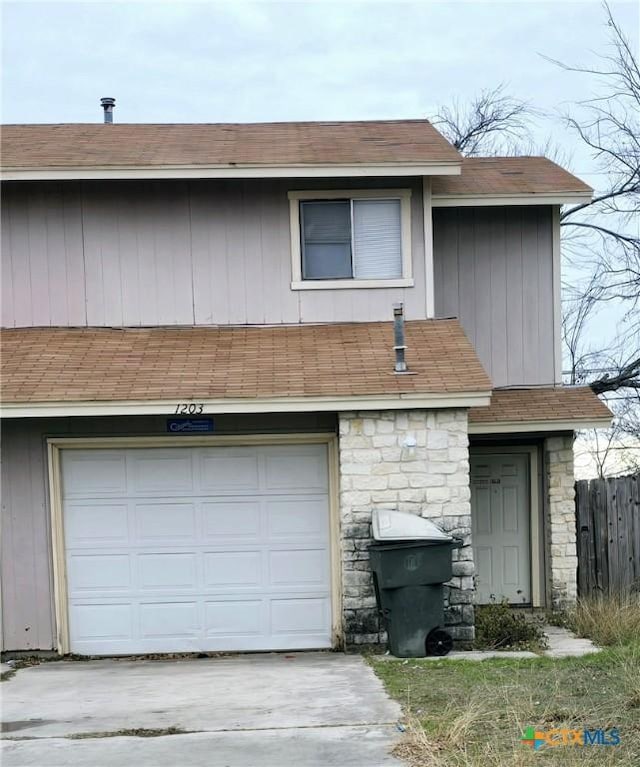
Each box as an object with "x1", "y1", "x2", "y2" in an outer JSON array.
[
  {"x1": 100, "y1": 97, "x2": 116, "y2": 123},
  {"x1": 393, "y1": 303, "x2": 408, "y2": 373}
]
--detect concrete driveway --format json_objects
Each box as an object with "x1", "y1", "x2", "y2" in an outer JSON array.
[{"x1": 1, "y1": 653, "x2": 403, "y2": 767}]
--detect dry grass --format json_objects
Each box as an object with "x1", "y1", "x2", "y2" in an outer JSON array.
[
  {"x1": 372, "y1": 646, "x2": 640, "y2": 766},
  {"x1": 567, "y1": 594, "x2": 640, "y2": 647}
]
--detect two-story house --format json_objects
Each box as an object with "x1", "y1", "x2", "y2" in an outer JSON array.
[{"x1": 0, "y1": 115, "x2": 610, "y2": 655}]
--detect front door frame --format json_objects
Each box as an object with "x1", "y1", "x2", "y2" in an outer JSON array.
[
  {"x1": 47, "y1": 433, "x2": 342, "y2": 655},
  {"x1": 469, "y1": 445, "x2": 544, "y2": 608}
]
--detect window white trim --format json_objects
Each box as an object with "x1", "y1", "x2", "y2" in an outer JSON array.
[{"x1": 288, "y1": 189, "x2": 413, "y2": 290}]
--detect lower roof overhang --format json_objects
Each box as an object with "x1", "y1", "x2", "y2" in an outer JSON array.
[
  {"x1": 468, "y1": 417, "x2": 612, "y2": 435},
  {"x1": 0, "y1": 391, "x2": 492, "y2": 419},
  {"x1": 468, "y1": 386, "x2": 612, "y2": 435}
]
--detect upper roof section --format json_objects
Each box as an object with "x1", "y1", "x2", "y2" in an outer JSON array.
[
  {"x1": 432, "y1": 157, "x2": 592, "y2": 206},
  {"x1": 0, "y1": 120, "x2": 463, "y2": 180}
]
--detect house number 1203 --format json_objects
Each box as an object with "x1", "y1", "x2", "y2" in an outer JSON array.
[{"x1": 174, "y1": 403, "x2": 205, "y2": 414}]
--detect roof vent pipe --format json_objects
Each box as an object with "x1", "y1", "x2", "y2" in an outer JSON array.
[
  {"x1": 393, "y1": 303, "x2": 408, "y2": 373},
  {"x1": 100, "y1": 97, "x2": 115, "y2": 123}
]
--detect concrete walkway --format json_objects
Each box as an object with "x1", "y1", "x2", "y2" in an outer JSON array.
[
  {"x1": 380, "y1": 625, "x2": 601, "y2": 661},
  {"x1": 542, "y1": 625, "x2": 601, "y2": 658},
  {"x1": 1, "y1": 653, "x2": 403, "y2": 767}
]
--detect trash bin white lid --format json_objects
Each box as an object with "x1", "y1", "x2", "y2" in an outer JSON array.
[{"x1": 371, "y1": 508, "x2": 452, "y2": 541}]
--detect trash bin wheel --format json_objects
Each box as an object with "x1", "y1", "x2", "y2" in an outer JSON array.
[{"x1": 426, "y1": 628, "x2": 453, "y2": 656}]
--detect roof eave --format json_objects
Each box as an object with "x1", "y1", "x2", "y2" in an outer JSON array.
[
  {"x1": 432, "y1": 191, "x2": 593, "y2": 207},
  {"x1": 1, "y1": 161, "x2": 462, "y2": 182},
  {"x1": 469, "y1": 416, "x2": 612, "y2": 434},
  {"x1": 0, "y1": 390, "x2": 492, "y2": 419}
]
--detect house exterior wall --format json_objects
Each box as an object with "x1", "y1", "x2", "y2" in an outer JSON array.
[
  {"x1": 545, "y1": 434, "x2": 578, "y2": 609},
  {"x1": 338, "y1": 409, "x2": 475, "y2": 646},
  {"x1": 433, "y1": 206, "x2": 557, "y2": 386},
  {"x1": 2, "y1": 183, "x2": 559, "y2": 391},
  {"x1": 1, "y1": 413, "x2": 580, "y2": 652},
  {"x1": 1, "y1": 178, "x2": 427, "y2": 328}
]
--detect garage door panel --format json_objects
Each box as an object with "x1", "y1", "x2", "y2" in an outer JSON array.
[
  {"x1": 62, "y1": 452, "x2": 127, "y2": 497},
  {"x1": 70, "y1": 603, "x2": 133, "y2": 642},
  {"x1": 269, "y1": 549, "x2": 328, "y2": 586},
  {"x1": 62, "y1": 444, "x2": 332, "y2": 654},
  {"x1": 138, "y1": 553, "x2": 197, "y2": 589},
  {"x1": 68, "y1": 554, "x2": 131, "y2": 593},
  {"x1": 263, "y1": 446, "x2": 328, "y2": 492},
  {"x1": 202, "y1": 500, "x2": 261, "y2": 540},
  {"x1": 139, "y1": 601, "x2": 200, "y2": 640},
  {"x1": 204, "y1": 551, "x2": 262, "y2": 588},
  {"x1": 205, "y1": 600, "x2": 263, "y2": 637},
  {"x1": 65, "y1": 503, "x2": 129, "y2": 547},
  {"x1": 199, "y1": 450, "x2": 260, "y2": 492},
  {"x1": 267, "y1": 497, "x2": 329, "y2": 540},
  {"x1": 135, "y1": 502, "x2": 197, "y2": 542},
  {"x1": 271, "y1": 597, "x2": 330, "y2": 635},
  {"x1": 131, "y1": 451, "x2": 194, "y2": 494}
]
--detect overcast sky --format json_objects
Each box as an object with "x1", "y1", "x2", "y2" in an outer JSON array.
[{"x1": 3, "y1": 2, "x2": 638, "y2": 169}]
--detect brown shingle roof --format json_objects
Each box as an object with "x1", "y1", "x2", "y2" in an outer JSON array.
[
  {"x1": 469, "y1": 387, "x2": 610, "y2": 425},
  {"x1": 432, "y1": 157, "x2": 592, "y2": 197},
  {"x1": 0, "y1": 321, "x2": 491, "y2": 404},
  {"x1": 0, "y1": 120, "x2": 461, "y2": 169}
]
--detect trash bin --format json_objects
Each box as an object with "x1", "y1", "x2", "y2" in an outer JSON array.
[{"x1": 369, "y1": 509, "x2": 462, "y2": 658}]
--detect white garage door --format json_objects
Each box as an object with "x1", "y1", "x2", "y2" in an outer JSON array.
[{"x1": 61, "y1": 444, "x2": 332, "y2": 655}]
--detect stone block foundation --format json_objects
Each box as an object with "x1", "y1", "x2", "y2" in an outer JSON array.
[
  {"x1": 545, "y1": 434, "x2": 578, "y2": 609},
  {"x1": 338, "y1": 409, "x2": 475, "y2": 647}
]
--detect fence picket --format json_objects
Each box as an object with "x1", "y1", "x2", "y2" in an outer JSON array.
[{"x1": 575, "y1": 473, "x2": 640, "y2": 597}]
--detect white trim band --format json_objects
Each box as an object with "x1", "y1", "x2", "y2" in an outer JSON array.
[
  {"x1": 1, "y1": 391, "x2": 492, "y2": 419},
  {"x1": 2, "y1": 163, "x2": 462, "y2": 182},
  {"x1": 432, "y1": 192, "x2": 592, "y2": 207},
  {"x1": 469, "y1": 418, "x2": 612, "y2": 434}
]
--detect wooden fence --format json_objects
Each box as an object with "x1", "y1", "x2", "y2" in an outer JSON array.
[{"x1": 575, "y1": 474, "x2": 640, "y2": 597}]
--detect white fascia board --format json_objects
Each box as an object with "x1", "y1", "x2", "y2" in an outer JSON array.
[
  {"x1": 2, "y1": 163, "x2": 462, "y2": 182},
  {"x1": 468, "y1": 417, "x2": 612, "y2": 434},
  {"x1": 432, "y1": 192, "x2": 592, "y2": 207},
  {"x1": 0, "y1": 391, "x2": 491, "y2": 418}
]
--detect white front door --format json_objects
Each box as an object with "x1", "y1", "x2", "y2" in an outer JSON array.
[
  {"x1": 61, "y1": 444, "x2": 332, "y2": 655},
  {"x1": 470, "y1": 452, "x2": 531, "y2": 604}
]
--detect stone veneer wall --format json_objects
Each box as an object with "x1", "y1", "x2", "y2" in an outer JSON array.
[
  {"x1": 338, "y1": 409, "x2": 475, "y2": 647},
  {"x1": 545, "y1": 434, "x2": 578, "y2": 609}
]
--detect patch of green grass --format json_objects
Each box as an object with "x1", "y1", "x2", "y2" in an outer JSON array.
[{"x1": 370, "y1": 644, "x2": 640, "y2": 766}]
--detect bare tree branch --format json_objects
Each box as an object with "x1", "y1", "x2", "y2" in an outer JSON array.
[
  {"x1": 590, "y1": 357, "x2": 640, "y2": 395},
  {"x1": 430, "y1": 84, "x2": 535, "y2": 156}
]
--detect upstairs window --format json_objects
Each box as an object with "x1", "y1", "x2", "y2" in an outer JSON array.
[{"x1": 289, "y1": 190, "x2": 413, "y2": 289}]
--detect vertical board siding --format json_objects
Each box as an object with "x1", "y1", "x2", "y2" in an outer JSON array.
[
  {"x1": 433, "y1": 206, "x2": 556, "y2": 386},
  {"x1": 82, "y1": 181, "x2": 195, "y2": 326},
  {"x1": 2, "y1": 178, "x2": 426, "y2": 328},
  {"x1": 1, "y1": 184, "x2": 86, "y2": 328},
  {"x1": 576, "y1": 474, "x2": 640, "y2": 597},
  {"x1": 1, "y1": 422, "x2": 55, "y2": 650}
]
